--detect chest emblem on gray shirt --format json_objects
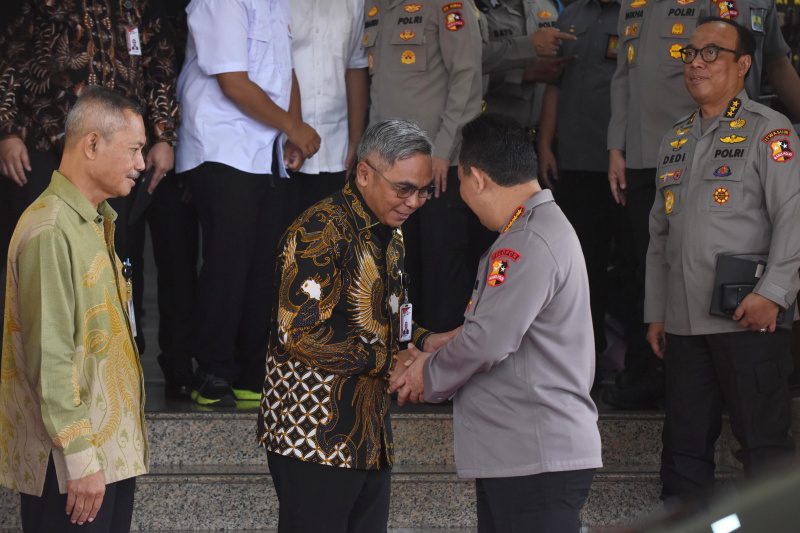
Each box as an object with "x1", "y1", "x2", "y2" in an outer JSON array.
[
  {"x1": 713, "y1": 187, "x2": 730, "y2": 204},
  {"x1": 720, "y1": 134, "x2": 747, "y2": 143}
]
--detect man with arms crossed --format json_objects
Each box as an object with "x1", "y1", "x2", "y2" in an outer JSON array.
[
  {"x1": 391, "y1": 114, "x2": 602, "y2": 533},
  {"x1": 0, "y1": 86, "x2": 148, "y2": 532}
]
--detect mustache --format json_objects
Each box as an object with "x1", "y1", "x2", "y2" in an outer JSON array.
[{"x1": 127, "y1": 171, "x2": 140, "y2": 179}]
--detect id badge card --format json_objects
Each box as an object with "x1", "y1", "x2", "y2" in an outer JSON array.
[
  {"x1": 399, "y1": 303, "x2": 412, "y2": 342},
  {"x1": 126, "y1": 27, "x2": 142, "y2": 55}
]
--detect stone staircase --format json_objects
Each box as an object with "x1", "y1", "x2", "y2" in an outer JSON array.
[{"x1": 1, "y1": 395, "x2": 774, "y2": 532}]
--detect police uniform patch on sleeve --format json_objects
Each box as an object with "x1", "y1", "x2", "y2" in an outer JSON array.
[
  {"x1": 446, "y1": 11, "x2": 465, "y2": 30},
  {"x1": 713, "y1": 187, "x2": 730, "y2": 204},
  {"x1": 606, "y1": 35, "x2": 619, "y2": 59},
  {"x1": 491, "y1": 248, "x2": 522, "y2": 262},
  {"x1": 487, "y1": 259, "x2": 510, "y2": 287},
  {"x1": 719, "y1": 134, "x2": 746, "y2": 144},
  {"x1": 770, "y1": 138, "x2": 794, "y2": 162},
  {"x1": 665, "y1": 190, "x2": 675, "y2": 214},
  {"x1": 762, "y1": 129, "x2": 791, "y2": 143},
  {"x1": 717, "y1": 0, "x2": 739, "y2": 19},
  {"x1": 442, "y1": 2, "x2": 463, "y2": 12}
]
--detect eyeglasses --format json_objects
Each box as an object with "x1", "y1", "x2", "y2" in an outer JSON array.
[
  {"x1": 679, "y1": 45, "x2": 741, "y2": 64},
  {"x1": 364, "y1": 161, "x2": 436, "y2": 199}
]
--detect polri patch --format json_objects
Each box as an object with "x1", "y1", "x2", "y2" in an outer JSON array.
[
  {"x1": 718, "y1": 0, "x2": 739, "y2": 18},
  {"x1": 762, "y1": 129, "x2": 790, "y2": 143},
  {"x1": 770, "y1": 138, "x2": 794, "y2": 162},
  {"x1": 446, "y1": 11, "x2": 465, "y2": 31},
  {"x1": 487, "y1": 259, "x2": 509, "y2": 287}
]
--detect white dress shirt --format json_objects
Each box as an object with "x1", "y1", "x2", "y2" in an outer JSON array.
[
  {"x1": 289, "y1": 0, "x2": 368, "y2": 175},
  {"x1": 176, "y1": 0, "x2": 293, "y2": 176}
]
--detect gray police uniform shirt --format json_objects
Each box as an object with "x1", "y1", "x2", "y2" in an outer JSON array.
[
  {"x1": 423, "y1": 190, "x2": 603, "y2": 479},
  {"x1": 479, "y1": 0, "x2": 562, "y2": 128},
  {"x1": 555, "y1": 0, "x2": 620, "y2": 172},
  {"x1": 608, "y1": 0, "x2": 790, "y2": 170},
  {"x1": 644, "y1": 92, "x2": 800, "y2": 335},
  {"x1": 364, "y1": 0, "x2": 483, "y2": 164}
]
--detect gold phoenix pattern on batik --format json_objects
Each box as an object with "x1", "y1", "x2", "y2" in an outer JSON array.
[{"x1": 259, "y1": 183, "x2": 433, "y2": 469}]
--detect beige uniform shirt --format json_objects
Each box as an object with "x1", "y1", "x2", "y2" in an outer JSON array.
[
  {"x1": 645, "y1": 93, "x2": 800, "y2": 335},
  {"x1": 608, "y1": 0, "x2": 790, "y2": 169},
  {"x1": 479, "y1": 0, "x2": 561, "y2": 128},
  {"x1": 364, "y1": 0, "x2": 483, "y2": 163}
]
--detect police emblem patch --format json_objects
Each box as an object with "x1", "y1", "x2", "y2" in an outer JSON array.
[
  {"x1": 720, "y1": 134, "x2": 746, "y2": 143},
  {"x1": 669, "y1": 43, "x2": 683, "y2": 59},
  {"x1": 399, "y1": 29, "x2": 415, "y2": 40},
  {"x1": 718, "y1": 0, "x2": 739, "y2": 18},
  {"x1": 631, "y1": 0, "x2": 646, "y2": 7},
  {"x1": 671, "y1": 23, "x2": 684, "y2": 35},
  {"x1": 401, "y1": 50, "x2": 416, "y2": 64},
  {"x1": 676, "y1": 125, "x2": 691, "y2": 135},
  {"x1": 491, "y1": 248, "x2": 522, "y2": 262},
  {"x1": 487, "y1": 259, "x2": 509, "y2": 287},
  {"x1": 770, "y1": 138, "x2": 794, "y2": 162},
  {"x1": 665, "y1": 190, "x2": 674, "y2": 214},
  {"x1": 713, "y1": 187, "x2": 730, "y2": 204},
  {"x1": 670, "y1": 138, "x2": 688, "y2": 150},
  {"x1": 714, "y1": 164, "x2": 732, "y2": 177},
  {"x1": 404, "y1": 4, "x2": 422, "y2": 13},
  {"x1": 368, "y1": 6, "x2": 378, "y2": 17},
  {"x1": 729, "y1": 119, "x2": 745, "y2": 129},
  {"x1": 659, "y1": 170, "x2": 683, "y2": 181},
  {"x1": 627, "y1": 44, "x2": 635, "y2": 64},
  {"x1": 446, "y1": 11, "x2": 465, "y2": 31}
]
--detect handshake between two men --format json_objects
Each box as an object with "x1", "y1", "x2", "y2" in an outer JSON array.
[{"x1": 388, "y1": 326, "x2": 461, "y2": 405}]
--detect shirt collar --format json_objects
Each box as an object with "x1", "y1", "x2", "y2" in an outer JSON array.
[
  {"x1": 499, "y1": 189, "x2": 555, "y2": 233},
  {"x1": 343, "y1": 181, "x2": 382, "y2": 231},
  {"x1": 47, "y1": 171, "x2": 118, "y2": 224}
]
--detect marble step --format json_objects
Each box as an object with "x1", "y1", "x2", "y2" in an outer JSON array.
[
  {"x1": 145, "y1": 409, "x2": 740, "y2": 470},
  {"x1": 1, "y1": 464, "x2": 692, "y2": 531}
]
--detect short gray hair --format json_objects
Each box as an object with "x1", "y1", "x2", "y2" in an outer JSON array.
[
  {"x1": 357, "y1": 119, "x2": 433, "y2": 169},
  {"x1": 64, "y1": 85, "x2": 144, "y2": 146}
]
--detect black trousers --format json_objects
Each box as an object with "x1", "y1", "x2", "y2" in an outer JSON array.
[
  {"x1": 661, "y1": 331, "x2": 795, "y2": 500},
  {"x1": 404, "y1": 166, "x2": 495, "y2": 332},
  {"x1": 554, "y1": 170, "x2": 632, "y2": 353},
  {"x1": 20, "y1": 455, "x2": 136, "y2": 533},
  {"x1": 476, "y1": 469, "x2": 595, "y2": 533},
  {"x1": 267, "y1": 451, "x2": 391, "y2": 533},
  {"x1": 621, "y1": 167, "x2": 660, "y2": 376},
  {"x1": 187, "y1": 161, "x2": 287, "y2": 390},
  {"x1": 283, "y1": 170, "x2": 347, "y2": 228},
  {"x1": 127, "y1": 171, "x2": 199, "y2": 385}
]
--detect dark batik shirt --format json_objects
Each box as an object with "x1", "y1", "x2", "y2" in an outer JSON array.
[
  {"x1": 259, "y1": 182, "x2": 433, "y2": 469},
  {"x1": 0, "y1": 0, "x2": 179, "y2": 150}
]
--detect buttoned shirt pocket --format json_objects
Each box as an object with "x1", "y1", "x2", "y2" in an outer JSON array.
[
  {"x1": 391, "y1": 24, "x2": 427, "y2": 72},
  {"x1": 247, "y1": 14, "x2": 282, "y2": 84}
]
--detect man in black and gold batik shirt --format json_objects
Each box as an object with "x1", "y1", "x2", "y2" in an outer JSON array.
[{"x1": 259, "y1": 119, "x2": 460, "y2": 532}]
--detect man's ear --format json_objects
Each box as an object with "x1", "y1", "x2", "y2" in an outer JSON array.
[
  {"x1": 84, "y1": 132, "x2": 100, "y2": 160},
  {"x1": 471, "y1": 167, "x2": 491, "y2": 194},
  {"x1": 355, "y1": 160, "x2": 371, "y2": 187},
  {"x1": 739, "y1": 54, "x2": 752, "y2": 78}
]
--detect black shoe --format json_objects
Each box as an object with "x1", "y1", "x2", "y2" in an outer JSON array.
[
  {"x1": 602, "y1": 368, "x2": 665, "y2": 410},
  {"x1": 191, "y1": 371, "x2": 236, "y2": 407}
]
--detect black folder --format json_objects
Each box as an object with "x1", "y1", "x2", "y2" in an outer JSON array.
[{"x1": 709, "y1": 254, "x2": 795, "y2": 331}]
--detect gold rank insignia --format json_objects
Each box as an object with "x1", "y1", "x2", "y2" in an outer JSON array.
[
  {"x1": 725, "y1": 98, "x2": 742, "y2": 118},
  {"x1": 665, "y1": 190, "x2": 674, "y2": 214},
  {"x1": 363, "y1": 33, "x2": 370, "y2": 46},
  {"x1": 401, "y1": 50, "x2": 416, "y2": 64},
  {"x1": 404, "y1": 3, "x2": 422, "y2": 12},
  {"x1": 627, "y1": 44, "x2": 634, "y2": 64},
  {"x1": 713, "y1": 187, "x2": 730, "y2": 204},
  {"x1": 676, "y1": 125, "x2": 691, "y2": 135},
  {"x1": 729, "y1": 118, "x2": 745, "y2": 129},
  {"x1": 720, "y1": 134, "x2": 746, "y2": 144},
  {"x1": 671, "y1": 23, "x2": 684, "y2": 35},
  {"x1": 368, "y1": 6, "x2": 378, "y2": 17},
  {"x1": 669, "y1": 43, "x2": 683, "y2": 59},
  {"x1": 631, "y1": 0, "x2": 646, "y2": 6},
  {"x1": 538, "y1": 10, "x2": 552, "y2": 18},
  {"x1": 399, "y1": 29, "x2": 415, "y2": 40},
  {"x1": 670, "y1": 138, "x2": 688, "y2": 150}
]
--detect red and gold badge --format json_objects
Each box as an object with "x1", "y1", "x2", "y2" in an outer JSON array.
[
  {"x1": 404, "y1": 3, "x2": 422, "y2": 13},
  {"x1": 487, "y1": 259, "x2": 510, "y2": 287},
  {"x1": 399, "y1": 29, "x2": 415, "y2": 40},
  {"x1": 401, "y1": 50, "x2": 416, "y2": 64},
  {"x1": 771, "y1": 138, "x2": 794, "y2": 162},
  {"x1": 501, "y1": 206, "x2": 525, "y2": 233},
  {"x1": 717, "y1": 0, "x2": 739, "y2": 18},
  {"x1": 713, "y1": 187, "x2": 730, "y2": 204},
  {"x1": 442, "y1": 2, "x2": 463, "y2": 12},
  {"x1": 446, "y1": 11, "x2": 465, "y2": 31}
]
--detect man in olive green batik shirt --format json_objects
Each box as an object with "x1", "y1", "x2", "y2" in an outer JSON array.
[{"x1": 0, "y1": 86, "x2": 148, "y2": 532}]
